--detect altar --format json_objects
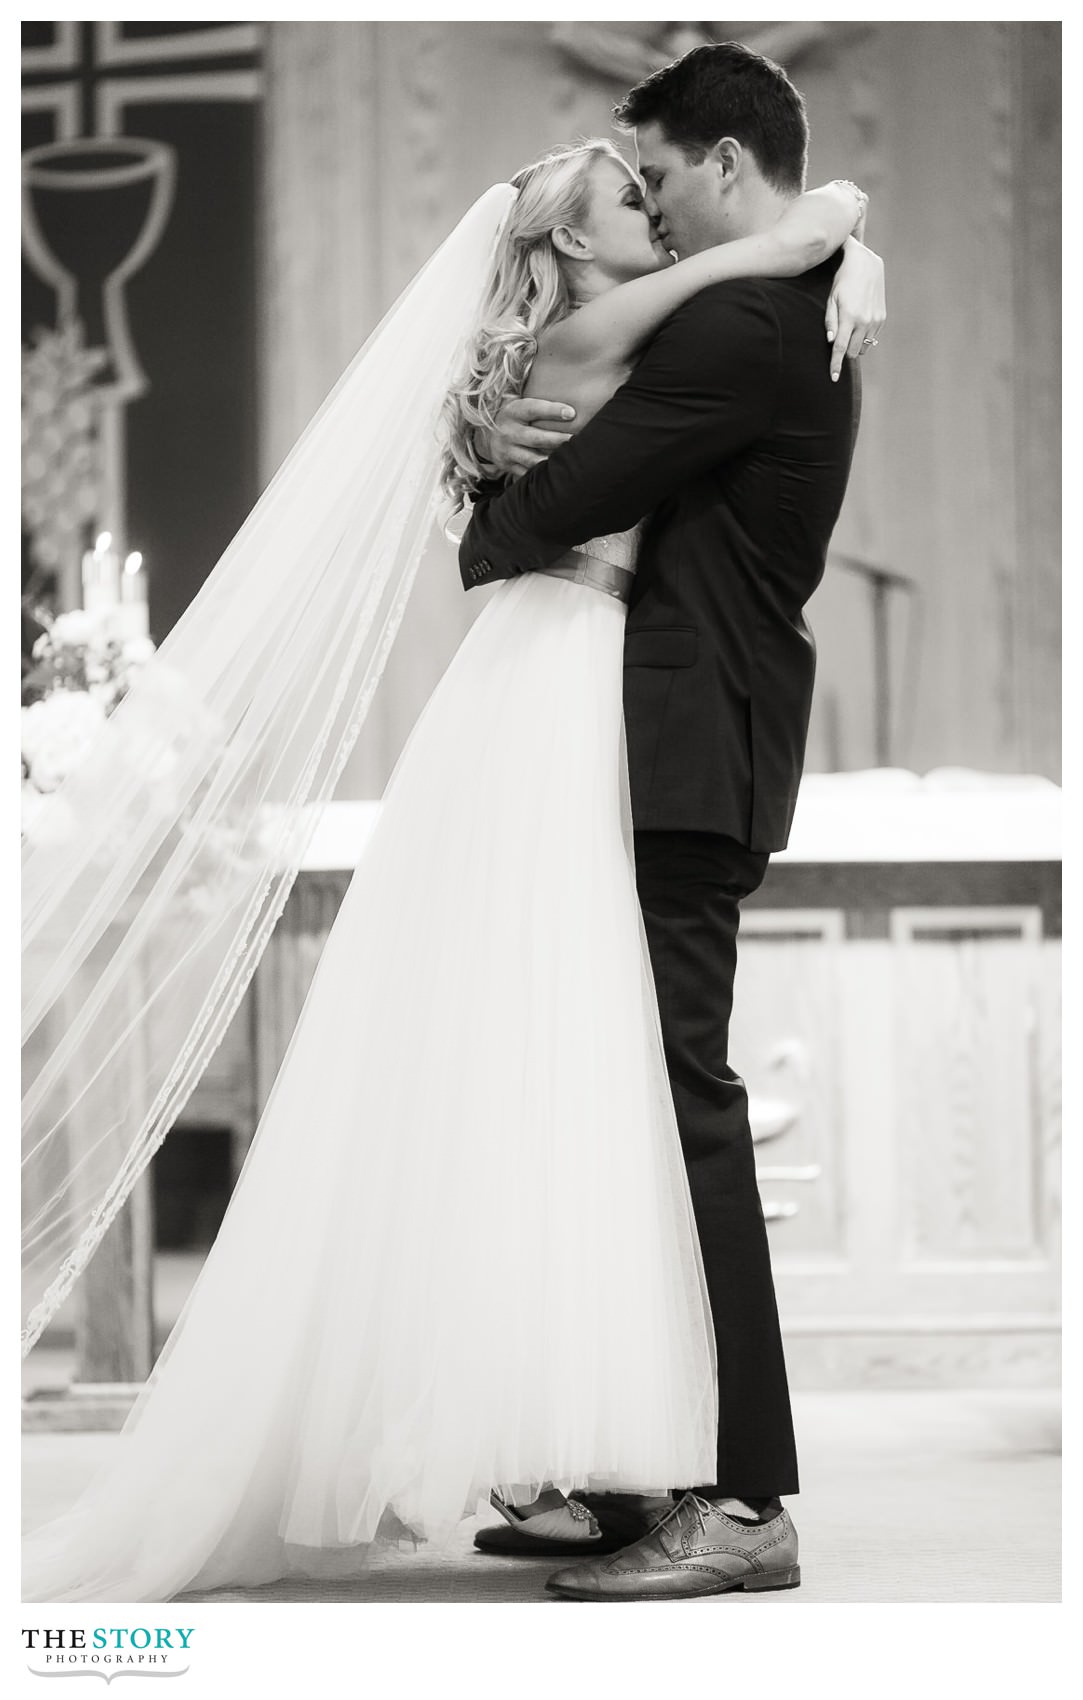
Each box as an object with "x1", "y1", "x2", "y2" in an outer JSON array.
[
  {"x1": 26, "y1": 770, "x2": 1060, "y2": 1425},
  {"x1": 739, "y1": 770, "x2": 1061, "y2": 1387}
]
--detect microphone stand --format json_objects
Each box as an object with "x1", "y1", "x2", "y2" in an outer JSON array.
[{"x1": 829, "y1": 551, "x2": 917, "y2": 768}]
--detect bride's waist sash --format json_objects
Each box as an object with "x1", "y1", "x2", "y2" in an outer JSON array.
[{"x1": 535, "y1": 548, "x2": 634, "y2": 604}]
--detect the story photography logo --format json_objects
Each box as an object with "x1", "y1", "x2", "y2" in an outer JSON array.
[{"x1": 22, "y1": 1625, "x2": 195, "y2": 1683}]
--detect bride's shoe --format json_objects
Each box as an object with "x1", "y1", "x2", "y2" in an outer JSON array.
[
  {"x1": 493, "y1": 1488, "x2": 601, "y2": 1540},
  {"x1": 474, "y1": 1488, "x2": 616, "y2": 1559}
]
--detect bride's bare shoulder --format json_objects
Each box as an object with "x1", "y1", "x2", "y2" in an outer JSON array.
[
  {"x1": 524, "y1": 314, "x2": 632, "y2": 414},
  {"x1": 534, "y1": 311, "x2": 607, "y2": 371}
]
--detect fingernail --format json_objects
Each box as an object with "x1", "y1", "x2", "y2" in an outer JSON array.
[
  {"x1": 826, "y1": 332, "x2": 835, "y2": 342},
  {"x1": 562, "y1": 407, "x2": 575, "y2": 420},
  {"x1": 832, "y1": 372, "x2": 839, "y2": 382}
]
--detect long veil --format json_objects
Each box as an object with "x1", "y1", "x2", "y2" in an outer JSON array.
[{"x1": 21, "y1": 182, "x2": 517, "y2": 1355}]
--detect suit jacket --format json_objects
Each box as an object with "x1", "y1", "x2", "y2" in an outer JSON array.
[{"x1": 458, "y1": 253, "x2": 860, "y2": 852}]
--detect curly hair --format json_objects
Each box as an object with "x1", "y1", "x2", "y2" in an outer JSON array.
[{"x1": 440, "y1": 138, "x2": 626, "y2": 510}]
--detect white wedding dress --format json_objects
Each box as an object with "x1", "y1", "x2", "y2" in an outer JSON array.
[{"x1": 22, "y1": 528, "x2": 718, "y2": 1603}]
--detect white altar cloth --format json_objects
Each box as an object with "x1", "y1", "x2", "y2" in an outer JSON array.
[{"x1": 302, "y1": 770, "x2": 1062, "y2": 871}]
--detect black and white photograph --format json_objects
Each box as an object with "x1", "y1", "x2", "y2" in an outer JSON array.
[{"x1": 17, "y1": 8, "x2": 1064, "y2": 1687}]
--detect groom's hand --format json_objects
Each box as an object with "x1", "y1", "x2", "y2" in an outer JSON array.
[{"x1": 478, "y1": 397, "x2": 576, "y2": 480}]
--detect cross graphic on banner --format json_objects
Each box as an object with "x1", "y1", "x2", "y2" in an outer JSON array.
[{"x1": 22, "y1": 20, "x2": 261, "y2": 140}]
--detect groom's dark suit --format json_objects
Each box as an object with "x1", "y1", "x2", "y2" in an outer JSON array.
[{"x1": 460, "y1": 253, "x2": 859, "y2": 1498}]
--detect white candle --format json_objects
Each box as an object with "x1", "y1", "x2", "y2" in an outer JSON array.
[
  {"x1": 120, "y1": 551, "x2": 145, "y2": 602},
  {"x1": 116, "y1": 551, "x2": 149, "y2": 640},
  {"x1": 83, "y1": 531, "x2": 120, "y2": 611},
  {"x1": 81, "y1": 549, "x2": 101, "y2": 610}
]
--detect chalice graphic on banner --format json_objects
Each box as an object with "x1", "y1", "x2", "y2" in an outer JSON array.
[{"x1": 21, "y1": 137, "x2": 177, "y2": 609}]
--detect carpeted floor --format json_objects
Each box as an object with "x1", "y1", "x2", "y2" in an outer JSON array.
[{"x1": 22, "y1": 1390, "x2": 1060, "y2": 1604}]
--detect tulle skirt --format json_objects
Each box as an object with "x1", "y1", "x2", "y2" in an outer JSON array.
[{"x1": 22, "y1": 571, "x2": 717, "y2": 1602}]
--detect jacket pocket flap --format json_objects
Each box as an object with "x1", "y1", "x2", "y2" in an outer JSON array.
[{"x1": 624, "y1": 627, "x2": 698, "y2": 668}]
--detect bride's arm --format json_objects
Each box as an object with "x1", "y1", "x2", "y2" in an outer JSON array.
[{"x1": 551, "y1": 180, "x2": 869, "y2": 366}]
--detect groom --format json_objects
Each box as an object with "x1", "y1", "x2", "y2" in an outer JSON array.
[{"x1": 460, "y1": 42, "x2": 865, "y2": 1600}]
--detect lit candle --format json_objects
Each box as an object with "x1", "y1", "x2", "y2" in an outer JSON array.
[
  {"x1": 117, "y1": 550, "x2": 149, "y2": 640},
  {"x1": 97, "y1": 530, "x2": 120, "y2": 605},
  {"x1": 84, "y1": 530, "x2": 122, "y2": 611},
  {"x1": 80, "y1": 549, "x2": 98, "y2": 609}
]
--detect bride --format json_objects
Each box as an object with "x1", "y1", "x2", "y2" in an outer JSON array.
[{"x1": 22, "y1": 137, "x2": 881, "y2": 1602}]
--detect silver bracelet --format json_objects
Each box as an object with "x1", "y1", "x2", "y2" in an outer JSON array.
[{"x1": 832, "y1": 178, "x2": 869, "y2": 217}]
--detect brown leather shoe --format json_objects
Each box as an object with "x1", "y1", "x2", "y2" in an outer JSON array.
[{"x1": 545, "y1": 1493, "x2": 801, "y2": 1601}]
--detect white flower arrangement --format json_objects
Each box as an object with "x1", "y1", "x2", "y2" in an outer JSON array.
[
  {"x1": 22, "y1": 689, "x2": 106, "y2": 793},
  {"x1": 22, "y1": 626, "x2": 279, "y2": 922},
  {"x1": 21, "y1": 605, "x2": 158, "y2": 834}
]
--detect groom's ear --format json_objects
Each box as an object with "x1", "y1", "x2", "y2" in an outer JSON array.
[{"x1": 710, "y1": 136, "x2": 743, "y2": 189}]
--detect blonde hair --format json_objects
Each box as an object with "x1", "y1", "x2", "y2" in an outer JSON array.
[{"x1": 440, "y1": 138, "x2": 627, "y2": 509}]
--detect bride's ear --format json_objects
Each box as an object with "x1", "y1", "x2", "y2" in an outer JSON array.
[{"x1": 550, "y1": 223, "x2": 592, "y2": 262}]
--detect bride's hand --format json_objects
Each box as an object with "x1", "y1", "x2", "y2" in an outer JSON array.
[
  {"x1": 479, "y1": 397, "x2": 576, "y2": 479},
  {"x1": 825, "y1": 236, "x2": 886, "y2": 381}
]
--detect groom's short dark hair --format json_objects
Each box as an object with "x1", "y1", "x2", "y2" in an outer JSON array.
[{"x1": 614, "y1": 41, "x2": 808, "y2": 195}]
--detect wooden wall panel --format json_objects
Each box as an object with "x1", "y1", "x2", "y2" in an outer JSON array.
[
  {"x1": 1010, "y1": 23, "x2": 1062, "y2": 778},
  {"x1": 728, "y1": 913, "x2": 847, "y2": 1259},
  {"x1": 260, "y1": 22, "x2": 383, "y2": 476},
  {"x1": 892, "y1": 910, "x2": 1044, "y2": 1261},
  {"x1": 736, "y1": 905, "x2": 1060, "y2": 1387}
]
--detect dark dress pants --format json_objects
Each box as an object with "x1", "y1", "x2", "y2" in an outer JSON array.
[{"x1": 633, "y1": 829, "x2": 799, "y2": 1499}]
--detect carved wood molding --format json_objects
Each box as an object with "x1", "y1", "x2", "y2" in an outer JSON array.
[{"x1": 549, "y1": 20, "x2": 868, "y2": 86}]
